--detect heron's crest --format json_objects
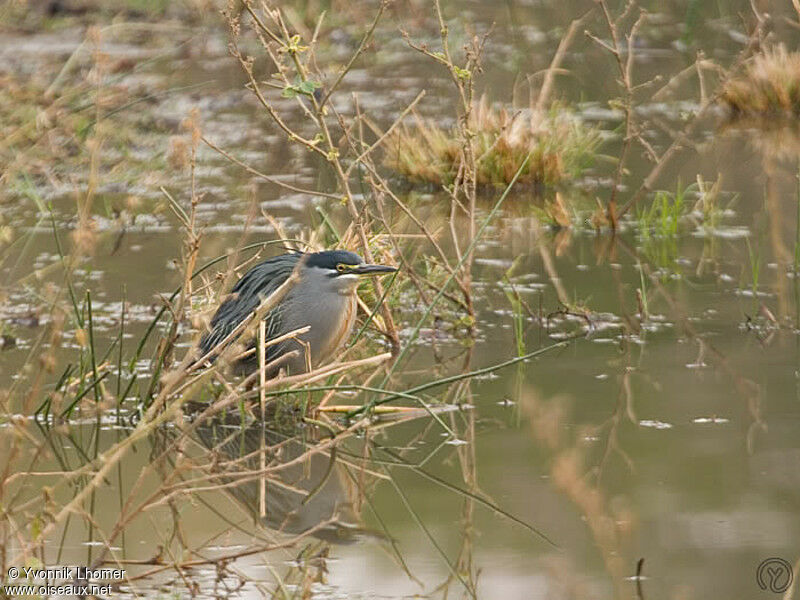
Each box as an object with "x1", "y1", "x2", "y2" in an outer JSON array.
[{"x1": 305, "y1": 250, "x2": 363, "y2": 270}]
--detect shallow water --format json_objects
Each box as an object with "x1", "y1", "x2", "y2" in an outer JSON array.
[{"x1": 2, "y1": 2, "x2": 800, "y2": 599}]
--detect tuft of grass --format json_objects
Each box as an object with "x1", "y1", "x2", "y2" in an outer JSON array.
[
  {"x1": 383, "y1": 97, "x2": 601, "y2": 187},
  {"x1": 746, "y1": 235, "x2": 762, "y2": 313},
  {"x1": 721, "y1": 45, "x2": 800, "y2": 116},
  {"x1": 636, "y1": 182, "x2": 693, "y2": 274},
  {"x1": 637, "y1": 186, "x2": 689, "y2": 240}
]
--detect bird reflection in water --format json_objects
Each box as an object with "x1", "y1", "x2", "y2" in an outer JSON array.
[{"x1": 193, "y1": 412, "x2": 374, "y2": 544}]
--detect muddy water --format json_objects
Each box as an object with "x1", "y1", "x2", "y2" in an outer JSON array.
[{"x1": 2, "y1": 2, "x2": 800, "y2": 600}]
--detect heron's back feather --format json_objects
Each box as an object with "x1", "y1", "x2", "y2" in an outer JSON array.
[{"x1": 199, "y1": 253, "x2": 301, "y2": 358}]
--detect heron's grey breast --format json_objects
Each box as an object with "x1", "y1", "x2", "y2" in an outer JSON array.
[{"x1": 273, "y1": 266, "x2": 356, "y2": 373}]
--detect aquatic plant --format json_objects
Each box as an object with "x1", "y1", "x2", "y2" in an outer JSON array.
[
  {"x1": 636, "y1": 183, "x2": 692, "y2": 275},
  {"x1": 637, "y1": 184, "x2": 690, "y2": 239},
  {"x1": 722, "y1": 45, "x2": 800, "y2": 116},
  {"x1": 383, "y1": 97, "x2": 601, "y2": 187}
]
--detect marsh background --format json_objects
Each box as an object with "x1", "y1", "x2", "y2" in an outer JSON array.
[{"x1": 1, "y1": 1, "x2": 800, "y2": 599}]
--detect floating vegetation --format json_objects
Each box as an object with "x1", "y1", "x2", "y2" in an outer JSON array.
[
  {"x1": 721, "y1": 45, "x2": 800, "y2": 117},
  {"x1": 383, "y1": 98, "x2": 601, "y2": 187}
]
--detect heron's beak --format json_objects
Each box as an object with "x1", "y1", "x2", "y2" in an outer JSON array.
[{"x1": 351, "y1": 264, "x2": 398, "y2": 276}]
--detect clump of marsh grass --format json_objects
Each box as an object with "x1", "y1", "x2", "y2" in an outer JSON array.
[
  {"x1": 722, "y1": 45, "x2": 800, "y2": 117},
  {"x1": 383, "y1": 97, "x2": 601, "y2": 188},
  {"x1": 637, "y1": 186, "x2": 689, "y2": 239}
]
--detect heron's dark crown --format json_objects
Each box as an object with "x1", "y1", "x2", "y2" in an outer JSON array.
[{"x1": 304, "y1": 250, "x2": 364, "y2": 270}]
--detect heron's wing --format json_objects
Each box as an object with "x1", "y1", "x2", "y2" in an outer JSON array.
[{"x1": 200, "y1": 253, "x2": 301, "y2": 356}]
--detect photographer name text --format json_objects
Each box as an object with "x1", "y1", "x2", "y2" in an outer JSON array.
[{"x1": 7, "y1": 565, "x2": 125, "y2": 581}]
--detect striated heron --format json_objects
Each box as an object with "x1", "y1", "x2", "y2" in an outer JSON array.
[{"x1": 200, "y1": 250, "x2": 397, "y2": 376}]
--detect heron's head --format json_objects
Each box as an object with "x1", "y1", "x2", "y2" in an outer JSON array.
[{"x1": 304, "y1": 250, "x2": 397, "y2": 294}]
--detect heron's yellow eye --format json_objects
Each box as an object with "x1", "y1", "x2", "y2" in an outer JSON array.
[{"x1": 336, "y1": 264, "x2": 346, "y2": 273}]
